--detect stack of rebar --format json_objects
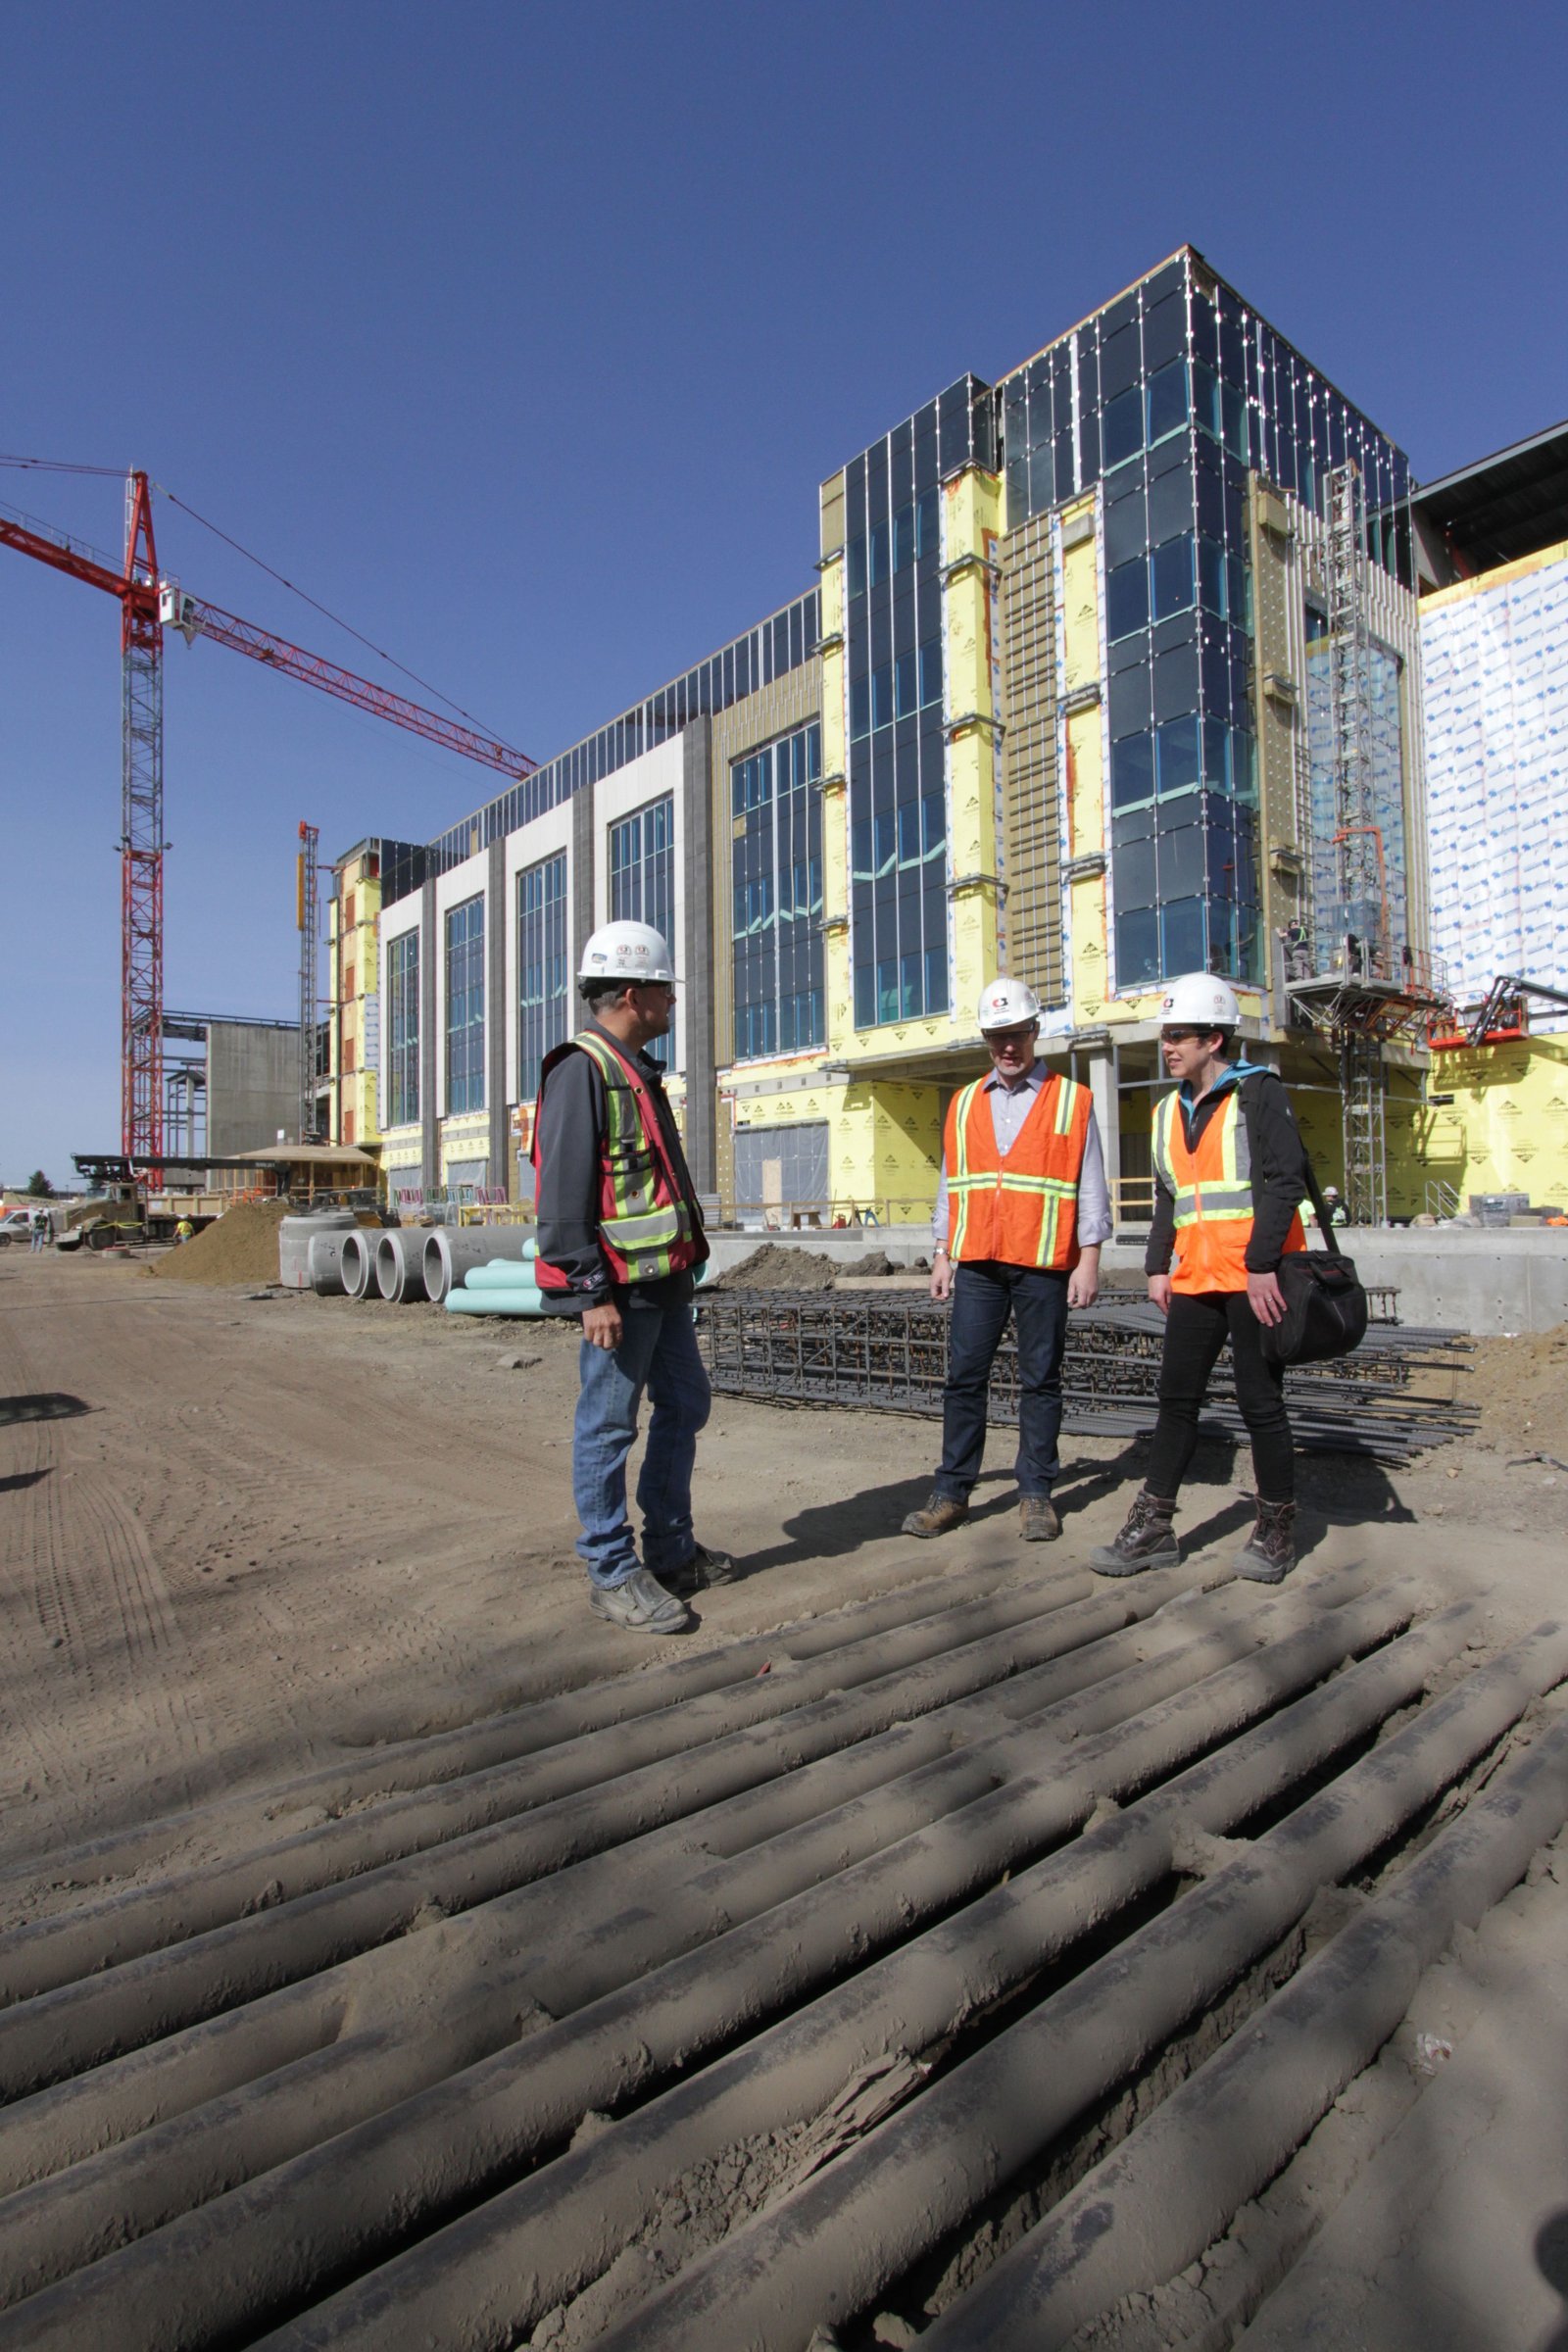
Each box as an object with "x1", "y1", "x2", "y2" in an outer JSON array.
[{"x1": 697, "y1": 1292, "x2": 1477, "y2": 1461}]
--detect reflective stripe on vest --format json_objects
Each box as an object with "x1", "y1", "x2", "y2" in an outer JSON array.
[
  {"x1": 1152, "y1": 1083, "x2": 1304, "y2": 1294},
  {"x1": 946, "y1": 1072, "x2": 1091, "y2": 1271},
  {"x1": 533, "y1": 1032, "x2": 703, "y2": 1288}
]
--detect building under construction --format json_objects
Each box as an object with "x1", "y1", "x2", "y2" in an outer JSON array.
[{"x1": 327, "y1": 248, "x2": 1559, "y2": 1227}]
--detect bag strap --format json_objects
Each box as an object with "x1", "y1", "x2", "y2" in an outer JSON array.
[{"x1": 1297, "y1": 1148, "x2": 1344, "y2": 1257}]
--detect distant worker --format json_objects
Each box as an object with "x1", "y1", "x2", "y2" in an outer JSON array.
[
  {"x1": 173, "y1": 1217, "x2": 195, "y2": 1246},
  {"x1": 533, "y1": 920, "x2": 733, "y2": 1635},
  {"x1": 29, "y1": 1208, "x2": 49, "y2": 1252},
  {"x1": 1092, "y1": 974, "x2": 1310, "y2": 1587},
  {"x1": 902, "y1": 978, "x2": 1110, "y2": 1544},
  {"x1": 1317, "y1": 1185, "x2": 1348, "y2": 1229}
]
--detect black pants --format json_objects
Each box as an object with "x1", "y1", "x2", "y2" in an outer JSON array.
[
  {"x1": 1145, "y1": 1290, "x2": 1295, "y2": 1503},
  {"x1": 935, "y1": 1261, "x2": 1068, "y2": 1501}
]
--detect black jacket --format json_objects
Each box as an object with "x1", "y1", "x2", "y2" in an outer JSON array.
[
  {"x1": 533, "y1": 1017, "x2": 705, "y2": 1314},
  {"x1": 1145, "y1": 1067, "x2": 1310, "y2": 1278}
]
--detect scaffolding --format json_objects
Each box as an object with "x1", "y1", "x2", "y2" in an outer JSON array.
[{"x1": 1287, "y1": 465, "x2": 1446, "y2": 1223}]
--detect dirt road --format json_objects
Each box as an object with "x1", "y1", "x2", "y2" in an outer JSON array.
[{"x1": 1, "y1": 1246, "x2": 1564, "y2": 1874}]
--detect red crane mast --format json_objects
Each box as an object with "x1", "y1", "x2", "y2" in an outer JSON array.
[{"x1": 0, "y1": 471, "x2": 534, "y2": 1157}]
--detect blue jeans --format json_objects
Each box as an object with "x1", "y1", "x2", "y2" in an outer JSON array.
[
  {"x1": 935, "y1": 1260, "x2": 1069, "y2": 1502},
  {"x1": 573, "y1": 1300, "x2": 711, "y2": 1588}
]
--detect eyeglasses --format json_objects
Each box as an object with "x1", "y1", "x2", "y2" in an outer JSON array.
[
  {"x1": 1160, "y1": 1027, "x2": 1206, "y2": 1045},
  {"x1": 635, "y1": 981, "x2": 677, "y2": 998}
]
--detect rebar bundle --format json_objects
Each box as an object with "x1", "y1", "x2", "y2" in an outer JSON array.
[{"x1": 697, "y1": 1291, "x2": 1477, "y2": 1462}]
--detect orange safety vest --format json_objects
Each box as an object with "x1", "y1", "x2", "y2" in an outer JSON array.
[
  {"x1": 1152, "y1": 1082, "x2": 1305, "y2": 1295},
  {"x1": 944, "y1": 1071, "x2": 1092, "y2": 1270},
  {"x1": 532, "y1": 1031, "x2": 707, "y2": 1291}
]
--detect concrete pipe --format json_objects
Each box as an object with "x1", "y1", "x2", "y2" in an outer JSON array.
[
  {"x1": 337, "y1": 1230, "x2": 377, "y2": 1302},
  {"x1": 421, "y1": 1227, "x2": 534, "y2": 1304},
  {"x1": 305, "y1": 1232, "x2": 352, "y2": 1298},
  {"x1": 371, "y1": 1230, "x2": 428, "y2": 1304},
  {"x1": 278, "y1": 1210, "x2": 357, "y2": 1292},
  {"x1": 0, "y1": 1590, "x2": 1459, "y2": 2345},
  {"x1": 919, "y1": 1713, "x2": 1568, "y2": 2351}
]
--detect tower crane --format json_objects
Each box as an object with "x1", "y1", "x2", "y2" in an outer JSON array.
[{"x1": 0, "y1": 469, "x2": 533, "y2": 1158}]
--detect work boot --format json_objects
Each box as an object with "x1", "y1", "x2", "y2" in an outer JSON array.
[
  {"x1": 588, "y1": 1567, "x2": 691, "y2": 1634},
  {"x1": 1019, "y1": 1494, "x2": 1061, "y2": 1543},
  {"x1": 1090, "y1": 1490, "x2": 1180, "y2": 1577},
  {"x1": 663, "y1": 1543, "x2": 739, "y2": 1598},
  {"x1": 1234, "y1": 1499, "x2": 1298, "y2": 1585},
  {"x1": 902, "y1": 1491, "x2": 969, "y2": 1539}
]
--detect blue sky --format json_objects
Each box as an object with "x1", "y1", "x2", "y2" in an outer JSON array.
[{"x1": 5, "y1": 1, "x2": 1565, "y2": 1183}]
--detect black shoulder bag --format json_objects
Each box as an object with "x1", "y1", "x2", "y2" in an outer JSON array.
[{"x1": 1258, "y1": 1156, "x2": 1369, "y2": 1367}]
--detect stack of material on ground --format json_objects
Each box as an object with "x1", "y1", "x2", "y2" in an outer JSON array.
[
  {"x1": 698, "y1": 1290, "x2": 1477, "y2": 1462},
  {"x1": 149, "y1": 1201, "x2": 291, "y2": 1287},
  {"x1": 445, "y1": 1243, "x2": 543, "y2": 1317}
]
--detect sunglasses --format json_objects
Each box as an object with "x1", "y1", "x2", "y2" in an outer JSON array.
[{"x1": 1160, "y1": 1027, "x2": 1208, "y2": 1045}]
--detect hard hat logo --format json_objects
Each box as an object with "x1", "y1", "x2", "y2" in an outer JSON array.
[
  {"x1": 977, "y1": 976, "x2": 1042, "y2": 1032},
  {"x1": 1159, "y1": 972, "x2": 1242, "y2": 1029},
  {"x1": 578, "y1": 919, "x2": 678, "y2": 984}
]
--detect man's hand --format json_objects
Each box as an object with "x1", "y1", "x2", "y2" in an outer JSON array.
[
  {"x1": 930, "y1": 1252, "x2": 953, "y2": 1302},
  {"x1": 581, "y1": 1300, "x2": 623, "y2": 1350},
  {"x1": 1247, "y1": 1269, "x2": 1288, "y2": 1328},
  {"x1": 1147, "y1": 1274, "x2": 1173, "y2": 1316},
  {"x1": 1067, "y1": 1246, "x2": 1101, "y2": 1310}
]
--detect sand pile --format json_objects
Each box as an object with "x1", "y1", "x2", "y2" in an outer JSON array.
[
  {"x1": 151, "y1": 1200, "x2": 291, "y2": 1287},
  {"x1": 1471, "y1": 1324, "x2": 1568, "y2": 1461},
  {"x1": 713, "y1": 1243, "x2": 840, "y2": 1292}
]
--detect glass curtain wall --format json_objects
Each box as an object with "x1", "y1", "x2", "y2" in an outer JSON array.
[
  {"x1": 387, "y1": 930, "x2": 419, "y2": 1127},
  {"x1": 609, "y1": 794, "x2": 675, "y2": 1066},
  {"x1": 844, "y1": 378, "x2": 991, "y2": 1028},
  {"x1": 730, "y1": 722, "x2": 824, "y2": 1059},
  {"x1": 516, "y1": 852, "x2": 569, "y2": 1101},
  {"x1": 445, "y1": 896, "x2": 486, "y2": 1113},
  {"x1": 998, "y1": 251, "x2": 1411, "y2": 993}
]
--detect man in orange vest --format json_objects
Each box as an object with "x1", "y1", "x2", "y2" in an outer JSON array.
[
  {"x1": 1092, "y1": 972, "x2": 1309, "y2": 1584},
  {"x1": 903, "y1": 978, "x2": 1110, "y2": 1544},
  {"x1": 533, "y1": 919, "x2": 732, "y2": 1636}
]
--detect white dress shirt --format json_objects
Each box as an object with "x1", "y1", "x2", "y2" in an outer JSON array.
[{"x1": 932, "y1": 1060, "x2": 1113, "y2": 1251}]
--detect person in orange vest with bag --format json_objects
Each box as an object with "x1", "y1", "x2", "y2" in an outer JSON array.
[
  {"x1": 903, "y1": 978, "x2": 1111, "y2": 1544},
  {"x1": 533, "y1": 919, "x2": 734, "y2": 1636},
  {"x1": 1092, "y1": 972, "x2": 1309, "y2": 1585}
]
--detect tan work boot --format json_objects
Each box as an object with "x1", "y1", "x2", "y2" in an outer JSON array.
[
  {"x1": 902, "y1": 1491, "x2": 969, "y2": 1538},
  {"x1": 1019, "y1": 1494, "x2": 1060, "y2": 1542}
]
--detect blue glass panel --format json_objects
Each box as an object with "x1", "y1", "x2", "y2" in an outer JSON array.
[
  {"x1": 1156, "y1": 713, "x2": 1200, "y2": 798},
  {"x1": 1152, "y1": 535, "x2": 1195, "y2": 621},
  {"x1": 895, "y1": 648, "x2": 918, "y2": 718},
  {"x1": 1106, "y1": 558, "x2": 1151, "y2": 642},
  {"x1": 1028, "y1": 440, "x2": 1055, "y2": 513},
  {"x1": 851, "y1": 674, "x2": 870, "y2": 739},
  {"x1": 1116, "y1": 906, "x2": 1160, "y2": 987},
  {"x1": 1114, "y1": 835, "x2": 1156, "y2": 909},
  {"x1": 1102, "y1": 384, "x2": 1144, "y2": 471},
  {"x1": 919, "y1": 638, "x2": 943, "y2": 708},
  {"x1": 1192, "y1": 360, "x2": 1221, "y2": 440},
  {"x1": 1146, "y1": 359, "x2": 1189, "y2": 444},
  {"x1": 1198, "y1": 535, "x2": 1228, "y2": 618},
  {"x1": 924, "y1": 946, "x2": 949, "y2": 1015},
  {"x1": 1160, "y1": 898, "x2": 1205, "y2": 975},
  {"x1": 1111, "y1": 731, "x2": 1155, "y2": 809},
  {"x1": 871, "y1": 663, "x2": 893, "y2": 729}
]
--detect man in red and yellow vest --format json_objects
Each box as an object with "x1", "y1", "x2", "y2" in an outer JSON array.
[
  {"x1": 1092, "y1": 971, "x2": 1309, "y2": 1585},
  {"x1": 903, "y1": 978, "x2": 1110, "y2": 1544},
  {"x1": 533, "y1": 920, "x2": 732, "y2": 1636}
]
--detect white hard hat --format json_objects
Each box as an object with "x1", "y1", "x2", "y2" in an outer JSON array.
[
  {"x1": 578, "y1": 919, "x2": 677, "y2": 984},
  {"x1": 1159, "y1": 972, "x2": 1242, "y2": 1029},
  {"x1": 977, "y1": 977, "x2": 1042, "y2": 1031}
]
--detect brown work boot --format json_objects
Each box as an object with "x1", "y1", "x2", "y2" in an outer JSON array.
[
  {"x1": 902, "y1": 1491, "x2": 969, "y2": 1539},
  {"x1": 1019, "y1": 1494, "x2": 1060, "y2": 1542},
  {"x1": 1090, "y1": 1489, "x2": 1180, "y2": 1577},
  {"x1": 1235, "y1": 1499, "x2": 1297, "y2": 1584}
]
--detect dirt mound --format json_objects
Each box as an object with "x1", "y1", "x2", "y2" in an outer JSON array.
[
  {"x1": 150, "y1": 1200, "x2": 290, "y2": 1287},
  {"x1": 1470, "y1": 1324, "x2": 1568, "y2": 1461},
  {"x1": 839, "y1": 1250, "x2": 898, "y2": 1279},
  {"x1": 713, "y1": 1243, "x2": 839, "y2": 1292}
]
